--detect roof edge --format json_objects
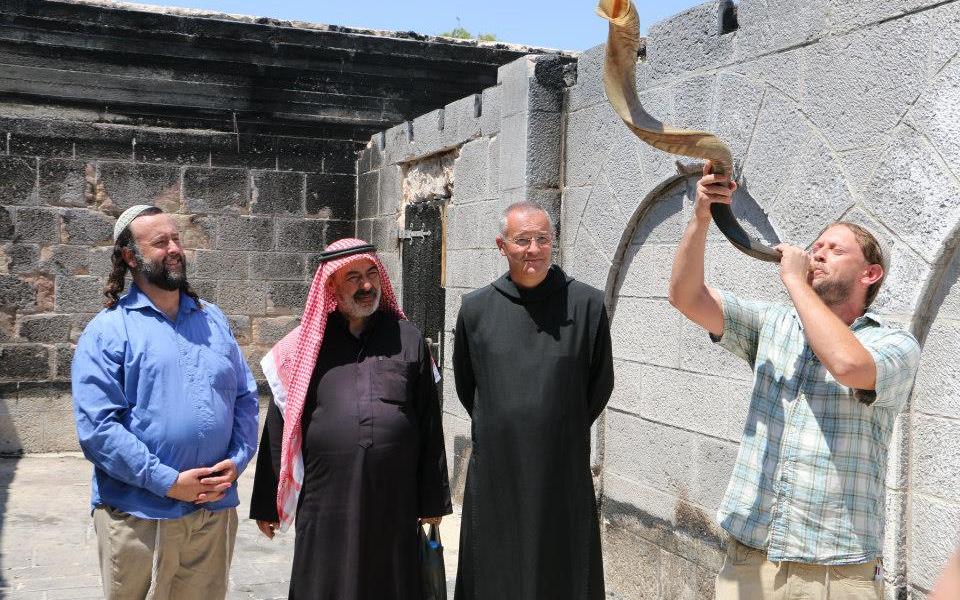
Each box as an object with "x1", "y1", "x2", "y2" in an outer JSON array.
[{"x1": 53, "y1": 0, "x2": 579, "y2": 56}]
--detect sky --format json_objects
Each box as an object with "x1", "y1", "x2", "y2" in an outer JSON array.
[{"x1": 133, "y1": 0, "x2": 704, "y2": 51}]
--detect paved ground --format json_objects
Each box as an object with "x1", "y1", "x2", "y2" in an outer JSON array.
[{"x1": 0, "y1": 454, "x2": 462, "y2": 599}]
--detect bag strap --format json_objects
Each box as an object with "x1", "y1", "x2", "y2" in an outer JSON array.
[{"x1": 428, "y1": 523, "x2": 442, "y2": 548}]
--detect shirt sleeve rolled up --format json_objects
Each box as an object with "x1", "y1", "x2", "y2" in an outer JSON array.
[
  {"x1": 853, "y1": 328, "x2": 921, "y2": 410},
  {"x1": 711, "y1": 290, "x2": 773, "y2": 368}
]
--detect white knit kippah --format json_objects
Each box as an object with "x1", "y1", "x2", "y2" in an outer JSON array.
[{"x1": 113, "y1": 205, "x2": 156, "y2": 240}]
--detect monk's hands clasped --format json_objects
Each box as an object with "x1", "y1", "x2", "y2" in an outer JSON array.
[
  {"x1": 694, "y1": 160, "x2": 738, "y2": 222},
  {"x1": 776, "y1": 244, "x2": 813, "y2": 287}
]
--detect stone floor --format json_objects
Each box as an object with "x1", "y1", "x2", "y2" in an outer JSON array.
[{"x1": 0, "y1": 454, "x2": 462, "y2": 599}]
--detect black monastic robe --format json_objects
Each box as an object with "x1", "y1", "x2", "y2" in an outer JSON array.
[
  {"x1": 249, "y1": 310, "x2": 452, "y2": 600},
  {"x1": 452, "y1": 265, "x2": 614, "y2": 600}
]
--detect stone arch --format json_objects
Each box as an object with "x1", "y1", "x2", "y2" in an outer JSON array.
[
  {"x1": 595, "y1": 167, "x2": 784, "y2": 587},
  {"x1": 899, "y1": 221, "x2": 960, "y2": 593},
  {"x1": 604, "y1": 168, "x2": 782, "y2": 319},
  {"x1": 603, "y1": 172, "x2": 686, "y2": 317}
]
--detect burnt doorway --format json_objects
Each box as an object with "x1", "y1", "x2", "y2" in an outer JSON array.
[{"x1": 401, "y1": 200, "x2": 445, "y2": 370}]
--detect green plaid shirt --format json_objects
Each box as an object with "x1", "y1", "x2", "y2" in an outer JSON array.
[{"x1": 713, "y1": 290, "x2": 920, "y2": 564}]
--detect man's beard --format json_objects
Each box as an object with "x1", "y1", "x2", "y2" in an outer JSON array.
[
  {"x1": 338, "y1": 287, "x2": 381, "y2": 320},
  {"x1": 133, "y1": 247, "x2": 188, "y2": 292},
  {"x1": 812, "y1": 273, "x2": 853, "y2": 306}
]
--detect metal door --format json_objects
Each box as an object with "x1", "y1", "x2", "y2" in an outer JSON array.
[{"x1": 400, "y1": 200, "x2": 445, "y2": 369}]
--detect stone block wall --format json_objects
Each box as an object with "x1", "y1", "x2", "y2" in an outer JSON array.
[
  {"x1": 358, "y1": 0, "x2": 960, "y2": 596},
  {"x1": 3, "y1": 0, "x2": 960, "y2": 594},
  {"x1": 0, "y1": 111, "x2": 357, "y2": 453}
]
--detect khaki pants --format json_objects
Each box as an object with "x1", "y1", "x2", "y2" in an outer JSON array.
[
  {"x1": 93, "y1": 505, "x2": 238, "y2": 600},
  {"x1": 715, "y1": 537, "x2": 883, "y2": 600}
]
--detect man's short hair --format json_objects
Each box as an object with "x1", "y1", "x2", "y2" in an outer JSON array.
[
  {"x1": 500, "y1": 201, "x2": 554, "y2": 235},
  {"x1": 828, "y1": 221, "x2": 886, "y2": 309}
]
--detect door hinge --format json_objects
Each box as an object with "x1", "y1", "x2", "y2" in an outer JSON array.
[{"x1": 399, "y1": 229, "x2": 432, "y2": 241}]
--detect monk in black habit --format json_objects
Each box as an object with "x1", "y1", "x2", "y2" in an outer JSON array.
[
  {"x1": 249, "y1": 238, "x2": 451, "y2": 600},
  {"x1": 453, "y1": 202, "x2": 615, "y2": 600}
]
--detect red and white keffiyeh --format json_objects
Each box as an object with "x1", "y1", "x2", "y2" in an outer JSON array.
[{"x1": 260, "y1": 238, "x2": 406, "y2": 531}]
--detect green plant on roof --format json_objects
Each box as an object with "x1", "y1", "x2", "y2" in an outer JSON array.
[{"x1": 441, "y1": 19, "x2": 496, "y2": 41}]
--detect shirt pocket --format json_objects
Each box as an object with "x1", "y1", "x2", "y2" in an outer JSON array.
[
  {"x1": 373, "y1": 357, "x2": 413, "y2": 405},
  {"x1": 828, "y1": 561, "x2": 880, "y2": 586},
  {"x1": 203, "y1": 342, "x2": 238, "y2": 401},
  {"x1": 727, "y1": 537, "x2": 765, "y2": 567}
]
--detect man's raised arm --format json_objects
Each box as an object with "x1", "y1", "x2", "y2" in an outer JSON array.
[{"x1": 668, "y1": 162, "x2": 735, "y2": 337}]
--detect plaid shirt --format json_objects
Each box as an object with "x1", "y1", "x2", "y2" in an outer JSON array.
[{"x1": 713, "y1": 290, "x2": 920, "y2": 564}]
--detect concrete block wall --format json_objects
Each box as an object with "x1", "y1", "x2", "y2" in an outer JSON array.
[
  {"x1": 0, "y1": 111, "x2": 357, "y2": 453},
  {"x1": 559, "y1": 0, "x2": 960, "y2": 597},
  {"x1": 356, "y1": 52, "x2": 573, "y2": 502}
]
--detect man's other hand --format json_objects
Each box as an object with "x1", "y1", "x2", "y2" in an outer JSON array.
[
  {"x1": 257, "y1": 520, "x2": 280, "y2": 539},
  {"x1": 420, "y1": 516, "x2": 443, "y2": 526},
  {"x1": 195, "y1": 459, "x2": 238, "y2": 503},
  {"x1": 166, "y1": 467, "x2": 228, "y2": 502},
  {"x1": 199, "y1": 459, "x2": 238, "y2": 486},
  {"x1": 776, "y1": 244, "x2": 813, "y2": 287}
]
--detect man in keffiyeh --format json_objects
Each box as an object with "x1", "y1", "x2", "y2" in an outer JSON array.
[{"x1": 249, "y1": 237, "x2": 452, "y2": 600}]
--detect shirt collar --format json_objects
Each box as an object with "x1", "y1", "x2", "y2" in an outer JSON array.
[
  {"x1": 492, "y1": 265, "x2": 570, "y2": 304},
  {"x1": 790, "y1": 307, "x2": 882, "y2": 331},
  {"x1": 330, "y1": 308, "x2": 385, "y2": 339},
  {"x1": 853, "y1": 311, "x2": 883, "y2": 329},
  {"x1": 120, "y1": 283, "x2": 199, "y2": 317}
]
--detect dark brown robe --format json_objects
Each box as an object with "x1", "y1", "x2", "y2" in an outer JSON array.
[{"x1": 250, "y1": 310, "x2": 451, "y2": 600}]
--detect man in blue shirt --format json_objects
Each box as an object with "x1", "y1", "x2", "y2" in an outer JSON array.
[{"x1": 72, "y1": 205, "x2": 259, "y2": 600}]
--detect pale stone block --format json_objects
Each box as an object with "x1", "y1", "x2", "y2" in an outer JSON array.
[
  {"x1": 451, "y1": 138, "x2": 490, "y2": 205},
  {"x1": 865, "y1": 126, "x2": 960, "y2": 263},
  {"x1": 910, "y1": 494, "x2": 960, "y2": 591},
  {"x1": 740, "y1": 93, "x2": 855, "y2": 245},
  {"x1": 605, "y1": 411, "x2": 693, "y2": 497},
  {"x1": 610, "y1": 297, "x2": 683, "y2": 368}
]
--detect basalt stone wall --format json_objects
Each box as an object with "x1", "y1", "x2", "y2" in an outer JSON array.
[
  {"x1": 0, "y1": 114, "x2": 356, "y2": 453},
  {"x1": 362, "y1": 0, "x2": 960, "y2": 597},
  {"x1": 0, "y1": 0, "x2": 547, "y2": 455}
]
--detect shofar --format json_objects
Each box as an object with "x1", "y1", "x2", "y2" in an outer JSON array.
[{"x1": 596, "y1": 0, "x2": 780, "y2": 262}]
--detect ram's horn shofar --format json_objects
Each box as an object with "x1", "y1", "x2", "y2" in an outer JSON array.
[{"x1": 596, "y1": 0, "x2": 781, "y2": 262}]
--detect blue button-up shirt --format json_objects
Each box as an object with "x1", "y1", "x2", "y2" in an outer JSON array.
[
  {"x1": 714, "y1": 290, "x2": 920, "y2": 564},
  {"x1": 72, "y1": 284, "x2": 259, "y2": 519}
]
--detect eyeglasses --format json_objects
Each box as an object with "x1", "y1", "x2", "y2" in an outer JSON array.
[{"x1": 509, "y1": 235, "x2": 553, "y2": 248}]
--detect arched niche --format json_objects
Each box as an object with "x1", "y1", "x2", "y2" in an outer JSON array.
[{"x1": 597, "y1": 171, "x2": 782, "y2": 584}]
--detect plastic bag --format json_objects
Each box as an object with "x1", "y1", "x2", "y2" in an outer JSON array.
[{"x1": 419, "y1": 522, "x2": 447, "y2": 600}]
